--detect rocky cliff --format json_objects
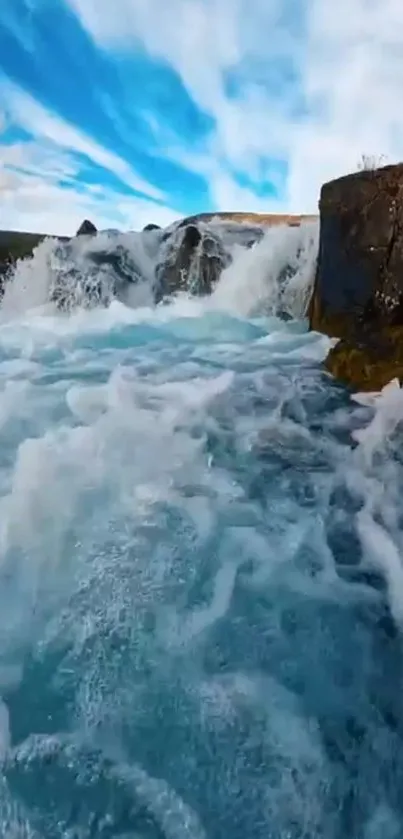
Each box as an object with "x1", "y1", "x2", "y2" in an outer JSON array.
[{"x1": 310, "y1": 163, "x2": 403, "y2": 390}]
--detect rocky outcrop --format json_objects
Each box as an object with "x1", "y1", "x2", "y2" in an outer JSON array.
[
  {"x1": 155, "y1": 222, "x2": 230, "y2": 299},
  {"x1": 76, "y1": 219, "x2": 97, "y2": 236},
  {"x1": 0, "y1": 213, "x2": 315, "y2": 281},
  {"x1": 324, "y1": 331, "x2": 403, "y2": 392},
  {"x1": 0, "y1": 212, "x2": 318, "y2": 310},
  {"x1": 155, "y1": 212, "x2": 318, "y2": 297},
  {"x1": 143, "y1": 223, "x2": 161, "y2": 232},
  {"x1": 310, "y1": 163, "x2": 403, "y2": 390},
  {"x1": 48, "y1": 236, "x2": 152, "y2": 311}
]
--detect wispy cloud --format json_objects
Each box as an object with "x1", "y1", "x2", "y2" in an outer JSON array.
[
  {"x1": 1, "y1": 79, "x2": 181, "y2": 233},
  {"x1": 0, "y1": 0, "x2": 402, "y2": 232}
]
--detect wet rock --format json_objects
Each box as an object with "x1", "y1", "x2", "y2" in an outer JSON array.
[
  {"x1": 76, "y1": 219, "x2": 97, "y2": 236},
  {"x1": 325, "y1": 331, "x2": 403, "y2": 392},
  {"x1": 310, "y1": 163, "x2": 403, "y2": 390},
  {"x1": 143, "y1": 223, "x2": 161, "y2": 232},
  {"x1": 155, "y1": 222, "x2": 230, "y2": 299},
  {"x1": 48, "y1": 239, "x2": 151, "y2": 311}
]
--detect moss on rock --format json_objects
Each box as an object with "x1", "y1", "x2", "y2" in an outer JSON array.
[{"x1": 325, "y1": 326, "x2": 403, "y2": 391}]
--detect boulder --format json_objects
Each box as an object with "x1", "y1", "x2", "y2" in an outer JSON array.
[
  {"x1": 143, "y1": 223, "x2": 161, "y2": 232},
  {"x1": 310, "y1": 163, "x2": 403, "y2": 390},
  {"x1": 155, "y1": 222, "x2": 230, "y2": 299},
  {"x1": 76, "y1": 219, "x2": 97, "y2": 236}
]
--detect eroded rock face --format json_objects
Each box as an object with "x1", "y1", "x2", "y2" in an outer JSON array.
[
  {"x1": 155, "y1": 222, "x2": 230, "y2": 299},
  {"x1": 310, "y1": 163, "x2": 403, "y2": 390}
]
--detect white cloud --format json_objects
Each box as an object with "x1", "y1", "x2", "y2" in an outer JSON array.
[
  {"x1": 2, "y1": 0, "x2": 403, "y2": 230},
  {"x1": 0, "y1": 169, "x2": 179, "y2": 235},
  {"x1": 67, "y1": 0, "x2": 297, "y2": 175},
  {"x1": 67, "y1": 0, "x2": 403, "y2": 212},
  {"x1": 1, "y1": 80, "x2": 168, "y2": 202},
  {"x1": 0, "y1": 80, "x2": 180, "y2": 234},
  {"x1": 286, "y1": 0, "x2": 403, "y2": 209},
  {"x1": 0, "y1": 150, "x2": 180, "y2": 234}
]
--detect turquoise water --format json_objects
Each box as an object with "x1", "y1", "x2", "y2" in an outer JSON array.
[{"x1": 1, "y1": 228, "x2": 403, "y2": 838}]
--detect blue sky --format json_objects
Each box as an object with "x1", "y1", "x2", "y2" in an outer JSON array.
[{"x1": 0, "y1": 0, "x2": 402, "y2": 234}]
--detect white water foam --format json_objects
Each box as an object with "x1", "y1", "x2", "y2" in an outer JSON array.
[
  {"x1": 344, "y1": 378, "x2": 403, "y2": 628},
  {"x1": 1, "y1": 220, "x2": 319, "y2": 324},
  {"x1": 1, "y1": 228, "x2": 159, "y2": 316},
  {"x1": 1, "y1": 217, "x2": 402, "y2": 836},
  {"x1": 211, "y1": 221, "x2": 319, "y2": 319}
]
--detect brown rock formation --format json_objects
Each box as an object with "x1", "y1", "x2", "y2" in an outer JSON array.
[{"x1": 310, "y1": 163, "x2": 403, "y2": 390}]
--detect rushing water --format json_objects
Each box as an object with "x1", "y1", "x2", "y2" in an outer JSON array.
[{"x1": 0, "y1": 221, "x2": 403, "y2": 838}]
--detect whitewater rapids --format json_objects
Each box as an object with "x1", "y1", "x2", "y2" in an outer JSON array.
[{"x1": 0, "y1": 220, "x2": 403, "y2": 838}]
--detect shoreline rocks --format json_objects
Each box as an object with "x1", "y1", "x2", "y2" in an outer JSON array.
[
  {"x1": 0, "y1": 213, "x2": 317, "y2": 305},
  {"x1": 309, "y1": 163, "x2": 403, "y2": 391},
  {"x1": 2, "y1": 177, "x2": 403, "y2": 391},
  {"x1": 76, "y1": 219, "x2": 97, "y2": 236},
  {"x1": 0, "y1": 213, "x2": 317, "y2": 275}
]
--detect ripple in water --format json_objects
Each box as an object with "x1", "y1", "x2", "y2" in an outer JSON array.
[{"x1": 0, "y1": 222, "x2": 402, "y2": 838}]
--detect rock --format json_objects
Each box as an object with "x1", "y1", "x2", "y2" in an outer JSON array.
[
  {"x1": 324, "y1": 331, "x2": 403, "y2": 392},
  {"x1": 76, "y1": 219, "x2": 97, "y2": 236},
  {"x1": 310, "y1": 163, "x2": 403, "y2": 390},
  {"x1": 177, "y1": 215, "x2": 265, "y2": 250},
  {"x1": 155, "y1": 222, "x2": 230, "y2": 299},
  {"x1": 48, "y1": 239, "x2": 152, "y2": 311},
  {"x1": 143, "y1": 223, "x2": 161, "y2": 232}
]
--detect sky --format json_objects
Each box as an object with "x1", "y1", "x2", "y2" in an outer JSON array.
[{"x1": 0, "y1": 0, "x2": 403, "y2": 234}]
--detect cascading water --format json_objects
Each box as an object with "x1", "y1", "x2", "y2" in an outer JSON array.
[{"x1": 0, "y1": 219, "x2": 402, "y2": 839}]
